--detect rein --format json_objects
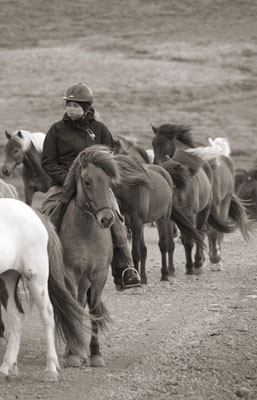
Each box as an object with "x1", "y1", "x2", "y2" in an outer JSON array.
[{"x1": 76, "y1": 174, "x2": 113, "y2": 219}]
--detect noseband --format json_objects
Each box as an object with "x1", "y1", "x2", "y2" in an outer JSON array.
[{"x1": 76, "y1": 174, "x2": 113, "y2": 220}]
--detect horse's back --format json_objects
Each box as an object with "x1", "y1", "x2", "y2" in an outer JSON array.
[
  {"x1": 0, "y1": 198, "x2": 48, "y2": 272},
  {"x1": 144, "y1": 164, "x2": 173, "y2": 221}
]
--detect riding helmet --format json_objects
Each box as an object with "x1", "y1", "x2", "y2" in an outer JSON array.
[{"x1": 63, "y1": 83, "x2": 94, "y2": 104}]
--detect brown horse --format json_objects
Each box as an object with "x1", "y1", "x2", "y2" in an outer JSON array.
[
  {"x1": 236, "y1": 167, "x2": 257, "y2": 220},
  {"x1": 57, "y1": 145, "x2": 119, "y2": 368},
  {"x1": 152, "y1": 124, "x2": 252, "y2": 272},
  {"x1": 112, "y1": 154, "x2": 205, "y2": 285},
  {"x1": 2, "y1": 130, "x2": 51, "y2": 205}
]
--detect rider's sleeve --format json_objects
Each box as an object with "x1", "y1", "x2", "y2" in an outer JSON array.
[
  {"x1": 41, "y1": 125, "x2": 67, "y2": 186},
  {"x1": 100, "y1": 123, "x2": 115, "y2": 149}
]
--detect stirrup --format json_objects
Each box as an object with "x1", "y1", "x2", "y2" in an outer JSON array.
[{"x1": 121, "y1": 268, "x2": 141, "y2": 289}]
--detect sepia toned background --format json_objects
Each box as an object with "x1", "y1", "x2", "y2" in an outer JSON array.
[{"x1": 0, "y1": 1, "x2": 257, "y2": 399}]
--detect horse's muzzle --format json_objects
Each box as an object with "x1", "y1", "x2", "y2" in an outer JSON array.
[{"x1": 97, "y1": 209, "x2": 115, "y2": 229}]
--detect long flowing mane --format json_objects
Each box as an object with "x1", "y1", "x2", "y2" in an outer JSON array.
[
  {"x1": 63, "y1": 145, "x2": 121, "y2": 201},
  {"x1": 114, "y1": 154, "x2": 150, "y2": 188},
  {"x1": 153, "y1": 124, "x2": 196, "y2": 148},
  {"x1": 10, "y1": 130, "x2": 45, "y2": 152}
]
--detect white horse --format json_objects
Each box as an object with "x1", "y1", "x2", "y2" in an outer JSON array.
[{"x1": 0, "y1": 198, "x2": 87, "y2": 381}]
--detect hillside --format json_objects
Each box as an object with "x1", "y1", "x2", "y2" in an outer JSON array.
[{"x1": 0, "y1": 0, "x2": 257, "y2": 170}]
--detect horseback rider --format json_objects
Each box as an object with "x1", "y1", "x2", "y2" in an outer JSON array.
[{"x1": 41, "y1": 82, "x2": 141, "y2": 291}]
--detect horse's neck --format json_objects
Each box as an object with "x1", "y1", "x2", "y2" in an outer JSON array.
[
  {"x1": 23, "y1": 146, "x2": 45, "y2": 177},
  {"x1": 174, "y1": 139, "x2": 190, "y2": 151}
]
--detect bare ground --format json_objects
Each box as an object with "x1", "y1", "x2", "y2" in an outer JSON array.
[{"x1": 0, "y1": 227, "x2": 257, "y2": 400}]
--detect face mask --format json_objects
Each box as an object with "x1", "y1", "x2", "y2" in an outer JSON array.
[{"x1": 66, "y1": 102, "x2": 84, "y2": 120}]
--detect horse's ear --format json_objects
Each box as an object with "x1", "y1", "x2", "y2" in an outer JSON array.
[
  {"x1": 17, "y1": 130, "x2": 23, "y2": 138},
  {"x1": 5, "y1": 130, "x2": 11, "y2": 140},
  {"x1": 80, "y1": 153, "x2": 88, "y2": 167},
  {"x1": 150, "y1": 124, "x2": 157, "y2": 135}
]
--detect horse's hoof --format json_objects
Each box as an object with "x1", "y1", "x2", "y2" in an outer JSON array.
[
  {"x1": 186, "y1": 273, "x2": 196, "y2": 282},
  {"x1": 124, "y1": 286, "x2": 144, "y2": 295},
  {"x1": 193, "y1": 266, "x2": 204, "y2": 275},
  {"x1": 0, "y1": 337, "x2": 7, "y2": 346},
  {"x1": 41, "y1": 371, "x2": 58, "y2": 382},
  {"x1": 160, "y1": 280, "x2": 170, "y2": 288},
  {"x1": 65, "y1": 355, "x2": 82, "y2": 368},
  {"x1": 168, "y1": 275, "x2": 176, "y2": 284},
  {"x1": 90, "y1": 355, "x2": 105, "y2": 367},
  {"x1": 210, "y1": 261, "x2": 223, "y2": 271}
]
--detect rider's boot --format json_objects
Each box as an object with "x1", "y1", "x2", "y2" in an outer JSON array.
[{"x1": 111, "y1": 211, "x2": 141, "y2": 292}]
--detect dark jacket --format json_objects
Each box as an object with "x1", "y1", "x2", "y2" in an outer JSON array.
[{"x1": 41, "y1": 113, "x2": 115, "y2": 186}]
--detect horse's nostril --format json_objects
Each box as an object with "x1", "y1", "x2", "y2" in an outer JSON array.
[{"x1": 101, "y1": 216, "x2": 113, "y2": 227}]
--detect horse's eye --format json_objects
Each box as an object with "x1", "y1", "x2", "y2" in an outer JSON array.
[
  {"x1": 14, "y1": 149, "x2": 19, "y2": 154},
  {"x1": 84, "y1": 180, "x2": 91, "y2": 187}
]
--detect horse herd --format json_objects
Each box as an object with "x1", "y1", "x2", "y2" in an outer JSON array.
[{"x1": 0, "y1": 125, "x2": 255, "y2": 382}]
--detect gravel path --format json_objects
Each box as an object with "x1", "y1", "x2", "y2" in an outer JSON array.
[{"x1": 0, "y1": 227, "x2": 257, "y2": 400}]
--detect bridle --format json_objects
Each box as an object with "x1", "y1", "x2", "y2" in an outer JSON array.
[{"x1": 76, "y1": 173, "x2": 113, "y2": 220}]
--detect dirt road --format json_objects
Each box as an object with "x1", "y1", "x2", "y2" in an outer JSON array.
[{"x1": 0, "y1": 226, "x2": 256, "y2": 400}]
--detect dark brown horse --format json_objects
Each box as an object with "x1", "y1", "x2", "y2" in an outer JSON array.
[
  {"x1": 2, "y1": 130, "x2": 51, "y2": 205},
  {"x1": 58, "y1": 145, "x2": 118, "y2": 368},
  {"x1": 112, "y1": 154, "x2": 204, "y2": 285},
  {"x1": 152, "y1": 124, "x2": 252, "y2": 272}
]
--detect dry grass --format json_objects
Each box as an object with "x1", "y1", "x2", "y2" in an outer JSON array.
[{"x1": 0, "y1": 0, "x2": 257, "y2": 200}]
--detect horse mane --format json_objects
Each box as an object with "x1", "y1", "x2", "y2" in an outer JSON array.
[
  {"x1": 208, "y1": 137, "x2": 231, "y2": 157},
  {"x1": 63, "y1": 145, "x2": 121, "y2": 201},
  {"x1": 113, "y1": 135, "x2": 138, "y2": 148},
  {"x1": 113, "y1": 154, "x2": 150, "y2": 188},
  {"x1": 10, "y1": 130, "x2": 45, "y2": 152},
  {"x1": 172, "y1": 149, "x2": 205, "y2": 176},
  {"x1": 162, "y1": 159, "x2": 191, "y2": 191},
  {"x1": 153, "y1": 124, "x2": 196, "y2": 148}
]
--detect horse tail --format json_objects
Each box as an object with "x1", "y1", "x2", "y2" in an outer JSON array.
[
  {"x1": 38, "y1": 212, "x2": 87, "y2": 355},
  {"x1": 207, "y1": 205, "x2": 236, "y2": 234},
  {"x1": 228, "y1": 194, "x2": 255, "y2": 241},
  {"x1": 170, "y1": 204, "x2": 205, "y2": 248},
  {"x1": 87, "y1": 288, "x2": 112, "y2": 331}
]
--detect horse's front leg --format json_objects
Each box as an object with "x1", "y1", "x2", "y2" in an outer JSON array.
[
  {"x1": 131, "y1": 221, "x2": 145, "y2": 283},
  {"x1": 88, "y1": 275, "x2": 110, "y2": 368},
  {"x1": 156, "y1": 217, "x2": 170, "y2": 288},
  {"x1": 167, "y1": 220, "x2": 175, "y2": 283},
  {"x1": 24, "y1": 184, "x2": 35, "y2": 206}
]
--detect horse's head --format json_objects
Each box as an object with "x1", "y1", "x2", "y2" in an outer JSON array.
[
  {"x1": 151, "y1": 124, "x2": 193, "y2": 165},
  {"x1": 64, "y1": 145, "x2": 120, "y2": 229},
  {"x1": 2, "y1": 130, "x2": 25, "y2": 176},
  {"x1": 151, "y1": 125, "x2": 176, "y2": 165}
]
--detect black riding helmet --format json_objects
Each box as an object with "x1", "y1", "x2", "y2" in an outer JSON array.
[{"x1": 63, "y1": 83, "x2": 94, "y2": 104}]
